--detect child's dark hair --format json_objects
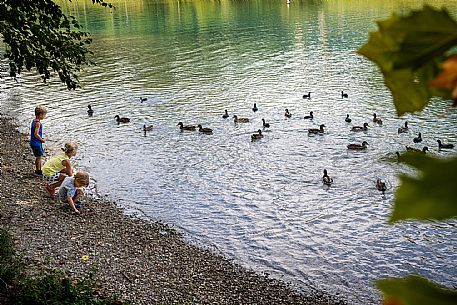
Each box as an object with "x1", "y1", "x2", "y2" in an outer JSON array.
[
  {"x1": 35, "y1": 105, "x2": 47, "y2": 116},
  {"x1": 61, "y1": 142, "x2": 78, "y2": 154}
]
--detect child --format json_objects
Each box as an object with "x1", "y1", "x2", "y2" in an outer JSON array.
[
  {"x1": 42, "y1": 142, "x2": 78, "y2": 199},
  {"x1": 30, "y1": 105, "x2": 47, "y2": 176},
  {"x1": 58, "y1": 171, "x2": 90, "y2": 214}
]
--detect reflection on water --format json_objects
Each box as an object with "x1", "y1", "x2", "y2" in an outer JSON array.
[{"x1": 1, "y1": 1, "x2": 457, "y2": 304}]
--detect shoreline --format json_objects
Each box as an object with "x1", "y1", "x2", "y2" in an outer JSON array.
[{"x1": 0, "y1": 112, "x2": 345, "y2": 304}]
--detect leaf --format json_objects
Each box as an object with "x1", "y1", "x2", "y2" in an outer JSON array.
[
  {"x1": 383, "y1": 69, "x2": 431, "y2": 115},
  {"x1": 391, "y1": 154, "x2": 457, "y2": 222},
  {"x1": 358, "y1": 5, "x2": 457, "y2": 115},
  {"x1": 377, "y1": 275, "x2": 457, "y2": 305}
]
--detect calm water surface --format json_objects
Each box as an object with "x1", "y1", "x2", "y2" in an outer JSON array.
[{"x1": 1, "y1": 1, "x2": 457, "y2": 304}]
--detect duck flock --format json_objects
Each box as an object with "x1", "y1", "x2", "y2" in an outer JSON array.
[{"x1": 87, "y1": 90, "x2": 455, "y2": 193}]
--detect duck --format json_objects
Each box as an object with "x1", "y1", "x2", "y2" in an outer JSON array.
[
  {"x1": 345, "y1": 114, "x2": 351, "y2": 123},
  {"x1": 406, "y1": 146, "x2": 428, "y2": 153},
  {"x1": 233, "y1": 115, "x2": 249, "y2": 123},
  {"x1": 437, "y1": 140, "x2": 454, "y2": 149},
  {"x1": 251, "y1": 129, "x2": 263, "y2": 141},
  {"x1": 351, "y1": 123, "x2": 369, "y2": 132},
  {"x1": 262, "y1": 118, "x2": 270, "y2": 128},
  {"x1": 252, "y1": 103, "x2": 258, "y2": 112},
  {"x1": 143, "y1": 124, "x2": 153, "y2": 132},
  {"x1": 308, "y1": 124, "x2": 325, "y2": 134},
  {"x1": 302, "y1": 92, "x2": 311, "y2": 99},
  {"x1": 284, "y1": 109, "x2": 292, "y2": 118},
  {"x1": 303, "y1": 111, "x2": 314, "y2": 120},
  {"x1": 177, "y1": 122, "x2": 196, "y2": 131},
  {"x1": 413, "y1": 133, "x2": 422, "y2": 143},
  {"x1": 341, "y1": 91, "x2": 348, "y2": 98},
  {"x1": 115, "y1": 115, "x2": 130, "y2": 123},
  {"x1": 197, "y1": 124, "x2": 213, "y2": 134},
  {"x1": 222, "y1": 110, "x2": 229, "y2": 119},
  {"x1": 398, "y1": 121, "x2": 409, "y2": 133},
  {"x1": 87, "y1": 105, "x2": 94, "y2": 116},
  {"x1": 376, "y1": 179, "x2": 387, "y2": 193},
  {"x1": 347, "y1": 141, "x2": 368, "y2": 150},
  {"x1": 322, "y1": 169, "x2": 333, "y2": 186},
  {"x1": 140, "y1": 97, "x2": 147, "y2": 102},
  {"x1": 372, "y1": 113, "x2": 382, "y2": 125}
]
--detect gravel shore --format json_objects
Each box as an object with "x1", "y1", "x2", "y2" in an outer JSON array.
[{"x1": 0, "y1": 113, "x2": 344, "y2": 305}]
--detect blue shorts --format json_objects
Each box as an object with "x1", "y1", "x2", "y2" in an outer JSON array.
[{"x1": 30, "y1": 144, "x2": 44, "y2": 157}]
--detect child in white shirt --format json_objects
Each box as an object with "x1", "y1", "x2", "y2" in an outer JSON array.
[{"x1": 58, "y1": 171, "x2": 90, "y2": 214}]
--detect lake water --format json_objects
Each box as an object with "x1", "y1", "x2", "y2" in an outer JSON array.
[{"x1": 1, "y1": 1, "x2": 457, "y2": 304}]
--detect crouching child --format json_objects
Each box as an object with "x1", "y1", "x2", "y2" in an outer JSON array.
[{"x1": 58, "y1": 171, "x2": 90, "y2": 214}]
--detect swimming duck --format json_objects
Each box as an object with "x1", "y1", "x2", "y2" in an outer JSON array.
[
  {"x1": 251, "y1": 129, "x2": 263, "y2": 141},
  {"x1": 197, "y1": 124, "x2": 213, "y2": 134},
  {"x1": 373, "y1": 113, "x2": 382, "y2": 125},
  {"x1": 87, "y1": 105, "x2": 94, "y2": 116},
  {"x1": 413, "y1": 133, "x2": 422, "y2": 143},
  {"x1": 345, "y1": 114, "x2": 351, "y2": 123},
  {"x1": 397, "y1": 121, "x2": 408, "y2": 133},
  {"x1": 341, "y1": 91, "x2": 348, "y2": 98},
  {"x1": 284, "y1": 109, "x2": 292, "y2": 118},
  {"x1": 115, "y1": 115, "x2": 130, "y2": 123},
  {"x1": 233, "y1": 115, "x2": 250, "y2": 123},
  {"x1": 303, "y1": 92, "x2": 311, "y2": 99},
  {"x1": 143, "y1": 124, "x2": 153, "y2": 132},
  {"x1": 308, "y1": 124, "x2": 325, "y2": 134},
  {"x1": 351, "y1": 123, "x2": 369, "y2": 132},
  {"x1": 303, "y1": 111, "x2": 314, "y2": 120},
  {"x1": 222, "y1": 110, "x2": 229, "y2": 119},
  {"x1": 252, "y1": 103, "x2": 258, "y2": 112},
  {"x1": 140, "y1": 97, "x2": 147, "y2": 102},
  {"x1": 437, "y1": 140, "x2": 454, "y2": 149},
  {"x1": 376, "y1": 179, "x2": 387, "y2": 193},
  {"x1": 406, "y1": 146, "x2": 428, "y2": 153},
  {"x1": 177, "y1": 122, "x2": 196, "y2": 131},
  {"x1": 322, "y1": 169, "x2": 333, "y2": 186},
  {"x1": 262, "y1": 118, "x2": 270, "y2": 128},
  {"x1": 347, "y1": 141, "x2": 368, "y2": 150}
]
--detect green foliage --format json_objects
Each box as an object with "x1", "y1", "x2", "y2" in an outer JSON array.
[
  {"x1": 0, "y1": 0, "x2": 112, "y2": 90},
  {"x1": 12, "y1": 268, "x2": 129, "y2": 305},
  {"x1": 0, "y1": 229, "x2": 20, "y2": 293},
  {"x1": 360, "y1": 5, "x2": 457, "y2": 304},
  {"x1": 392, "y1": 154, "x2": 457, "y2": 222},
  {"x1": 377, "y1": 275, "x2": 457, "y2": 305},
  {"x1": 358, "y1": 5, "x2": 457, "y2": 115}
]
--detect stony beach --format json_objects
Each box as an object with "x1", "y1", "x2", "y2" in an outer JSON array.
[{"x1": 0, "y1": 113, "x2": 345, "y2": 305}]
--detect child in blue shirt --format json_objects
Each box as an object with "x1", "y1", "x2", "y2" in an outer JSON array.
[
  {"x1": 57, "y1": 171, "x2": 90, "y2": 214},
  {"x1": 30, "y1": 105, "x2": 47, "y2": 176}
]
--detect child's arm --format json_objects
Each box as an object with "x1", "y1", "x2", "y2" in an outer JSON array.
[
  {"x1": 67, "y1": 193, "x2": 80, "y2": 214},
  {"x1": 61, "y1": 160, "x2": 74, "y2": 177},
  {"x1": 33, "y1": 121, "x2": 45, "y2": 143}
]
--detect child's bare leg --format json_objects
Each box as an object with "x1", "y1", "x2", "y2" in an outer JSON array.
[
  {"x1": 73, "y1": 189, "x2": 83, "y2": 202},
  {"x1": 35, "y1": 156, "x2": 42, "y2": 171}
]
